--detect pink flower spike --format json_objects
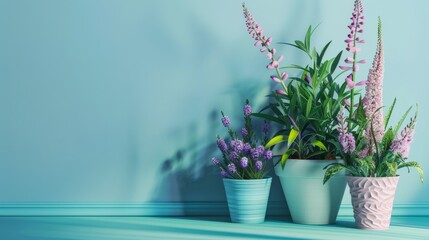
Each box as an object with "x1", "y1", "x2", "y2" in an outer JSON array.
[
  {"x1": 348, "y1": 33, "x2": 353, "y2": 39},
  {"x1": 339, "y1": 66, "x2": 352, "y2": 71},
  {"x1": 260, "y1": 47, "x2": 266, "y2": 52},
  {"x1": 356, "y1": 80, "x2": 366, "y2": 86},
  {"x1": 348, "y1": 25, "x2": 353, "y2": 30},
  {"x1": 267, "y1": 62, "x2": 275, "y2": 69},
  {"x1": 272, "y1": 48, "x2": 276, "y2": 54},
  {"x1": 267, "y1": 37, "x2": 272, "y2": 44},
  {"x1": 358, "y1": 29, "x2": 364, "y2": 33},
  {"x1": 281, "y1": 72, "x2": 288, "y2": 80},
  {"x1": 345, "y1": 78, "x2": 355, "y2": 89},
  {"x1": 345, "y1": 39, "x2": 353, "y2": 43},
  {"x1": 276, "y1": 89, "x2": 287, "y2": 95},
  {"x1": 270, "y1": 75, "x2": 281, "y2": 83},
  {"x1": 254, "y1": 40, "x2": 262, "y2": 46},
  {"x1": 277, "y1": 55, "x2": 284, "y2": 62},
  {"x1": 358, "y1": 59, "x2": 367, "y2": 64},
  {"x1": 345, "y1": 57, "x2": 354, "y2": 63},
  {"x1": 266, "y1": 52, "x2": 273, "y2": 59},
  {"x1": 344, "y1": 99, "x2": 351, "y2": 107},
  {"x1": 353, "y1": 65, "x2": 360, "y2": 72}
]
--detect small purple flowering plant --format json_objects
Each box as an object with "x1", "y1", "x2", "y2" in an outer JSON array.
[
  {"x1": 212, "y1": 100, "x2": 273, "y2": 179},
  {"x1": 323, "y1": 1, "x2": 423, "y2": 184}
]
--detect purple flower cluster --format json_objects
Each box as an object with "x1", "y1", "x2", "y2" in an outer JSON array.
[
  {"x1": 228, "y1": 163, "x2": 237, "y2": 174},
  {"x1": 240, "y1": 157, "x2": 249, "y2": 168},
  {"x1": 337, "y1": 109, "x2": 356, "y2": 154},
  {"x1": 390, "y1": 116, "x2": 417, "y2": 158},
  {"x1": 241, "y1": 127, "x2": 248, "y2": 137},
  {"x1": 251, "y1": 145, "x2": 265, "y2": 160},
  {"x1": 243, "y1": 143, "x2": 252, "y2": 154},
  {"x1": 263, "y1": 150, "x2": 273, "y2": 160},
  {"x1": 217, "y1": 138, "x2": 228, "y2": 153},
  {"x1": 243, "y1": 104, "x2": 252, "y2": 116},
  {"x1": 211, "y1": 157, "x2": 220, "y2": 166},
  {"x1": 255, "y1": 161, "x2": 263, "y2": 171},
  {"x1": 339, "y1": 133, "x2": 356, "y2": 154},
  {"x1": 221, "y1": 116, "x2": 231, "y2": 127},
  {"x1": 212, "y1": 101, "x2": 272, "y2": 179}
]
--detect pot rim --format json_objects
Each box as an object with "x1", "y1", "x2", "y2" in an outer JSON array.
[
  {"x1": 223, "y1": 177, "x2": 272, "y2": 182},
  {"x1": 347, "y1": 175, "x2": 399, "y2": 179}
]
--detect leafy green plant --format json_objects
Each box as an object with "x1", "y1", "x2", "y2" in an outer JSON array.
[
  {"x1": 323, "y1": 17, "x2": 423, "y2": 184},
  {"x1": 252, "y1": 26, "x2": 350, "y2": 168}
]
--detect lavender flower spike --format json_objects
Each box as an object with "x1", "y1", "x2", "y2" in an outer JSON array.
[
  {"x1": 216, "y1": 138, "x2": 228, "y2": 153},
  {"x1": 228, "y1": 163, "x2": 237, "y2": 174},
  {"x1": 243, "y1": 104, "x2": 252, "y2": 116},
  {"x1": 255, "y1": 161, "x2": 263, "y2": 171},
  {"x1": 221, "y1": 115, "x2": 231, "y2": 127},
  {"x1": 211, "y1": 157, "x2": 220, "y2": 166},
  {"x1": 362, "y1": 18, "x2": 385, "y2": 155},
  {"x1": 241, "y1": 127, "x2": 248, "y2": 137},
  {"x1": 240, "y1": 157, "x2": 249, "y2": 168},
  {"x1": 390, "y1": 114, "x2": 417, "y2": 158}
]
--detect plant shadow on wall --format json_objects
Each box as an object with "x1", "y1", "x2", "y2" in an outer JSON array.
[{"x1": 149, "y1": 79, "x2": 287, "y2": 213}]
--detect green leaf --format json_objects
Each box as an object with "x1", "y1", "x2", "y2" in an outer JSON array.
[
  {"x1": 306, "y1": 151, "x2": 326, "y2": 159},
  {"x1": 384, "y1": 98, "x2": 396, "y2": 128},
  {"x1": 382, "y1": 127, "x2": 394, "y2": 151},
  {"x1": 280, "y1": 148, "x2": 297, "y2": 169},
  {"x1": 304, "y1": 25, "x2": 312, "y2": 52},
  {"x1": 295, "y1": 40, "x2": 306, "y2": 51},
  {"x1": 398, "y1": 161, "x2": 424, "y2": 183},
  {"x1": 330, "y1": 51, "x2": 343, "y2": 74},
  {"x1": 265, "y1": 135, "x2": 287, "y2": 148},
  {"x1": 355, "y1": 98, "x2": 367, "y2": 127},
  {"x1": 323, "y1": 163, "x2": 346, "y2": 184},
  {"x1": 393, "y1": 106, "x2": 412, "y2": 136},
  {"x1": 252, "y1": 113, "x2": 285, "y2": 125},
  {"x1": 386, "y1": 162, "x2": 398, "y2": 177},
  {"x1": 288, "y1": 129, "x2": 299, "y2": 147},
  {"x1": 311, "y1": 140, "x2": 327, "y2": 151},
  {"x1": 306, "y1": 95, "x2": 313, "y2": 117},
  {"x1": 318, "y1": 41, "x2": 332, "y2": 67}
]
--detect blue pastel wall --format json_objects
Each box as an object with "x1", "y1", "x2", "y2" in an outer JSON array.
[{"x1": 0, "y1": 0, "x2": 427, "y2": 206}]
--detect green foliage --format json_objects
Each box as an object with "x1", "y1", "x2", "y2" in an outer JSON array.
[
  {"x1": 323, "y1": 104, "x2": 423, "y2": 184},
  {"x1": 259, "y1": 26, "x2": 348, "y2": 168}
]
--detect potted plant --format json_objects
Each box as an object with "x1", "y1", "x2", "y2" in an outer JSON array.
[
  {"x1": 211, "y1": 100, "x2": 273, "y2": 223},
  {"x1": 323, "y1": 14, "x2": 424, "y2": 230},
  {"x1": 242, "y1": 4, "x2": 350, "y2": 224}
]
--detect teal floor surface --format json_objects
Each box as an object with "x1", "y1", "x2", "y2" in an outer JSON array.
[{"x1": 1, "y1": 216, "x2": 428, "y2": 240}]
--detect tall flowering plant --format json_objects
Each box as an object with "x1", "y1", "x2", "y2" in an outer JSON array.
[
  {"x1": 242, "y1": 4, "x2": 350, "y2": 168},
  {"x1": 212, "y1": 100, "x2": 273, "y2": 179},
  {"x1": 323, "y1": 8, "x2": 423, "y2": 183}
]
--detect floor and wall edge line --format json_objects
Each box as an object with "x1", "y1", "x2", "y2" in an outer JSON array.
[{"x1": 0, "y1": 202, "x2": 428, "y2": 217}]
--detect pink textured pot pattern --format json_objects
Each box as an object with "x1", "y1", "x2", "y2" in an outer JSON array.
[{"x1": 347, "y1": 176, "x2": 399, "y2": 230}]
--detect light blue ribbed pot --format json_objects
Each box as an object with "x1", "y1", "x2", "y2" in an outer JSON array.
[
  {"x1": 275, "y1": 159, "x2": 347, "y2": 225},
  {"x1": 223, "y1": 177, "x2": 272, "y2": 223}
]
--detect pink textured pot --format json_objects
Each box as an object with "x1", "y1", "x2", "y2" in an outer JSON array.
[{"x1": 347, "y1": 176, "x2": 399, "y2": 230}]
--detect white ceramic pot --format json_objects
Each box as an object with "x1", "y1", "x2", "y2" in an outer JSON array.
[
  {"x1": 348, "y1": 176, "x2": 399, "y2": 230},
  {"x1": 275, "y1": 159, "x2": 347, "y2": 224}
]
